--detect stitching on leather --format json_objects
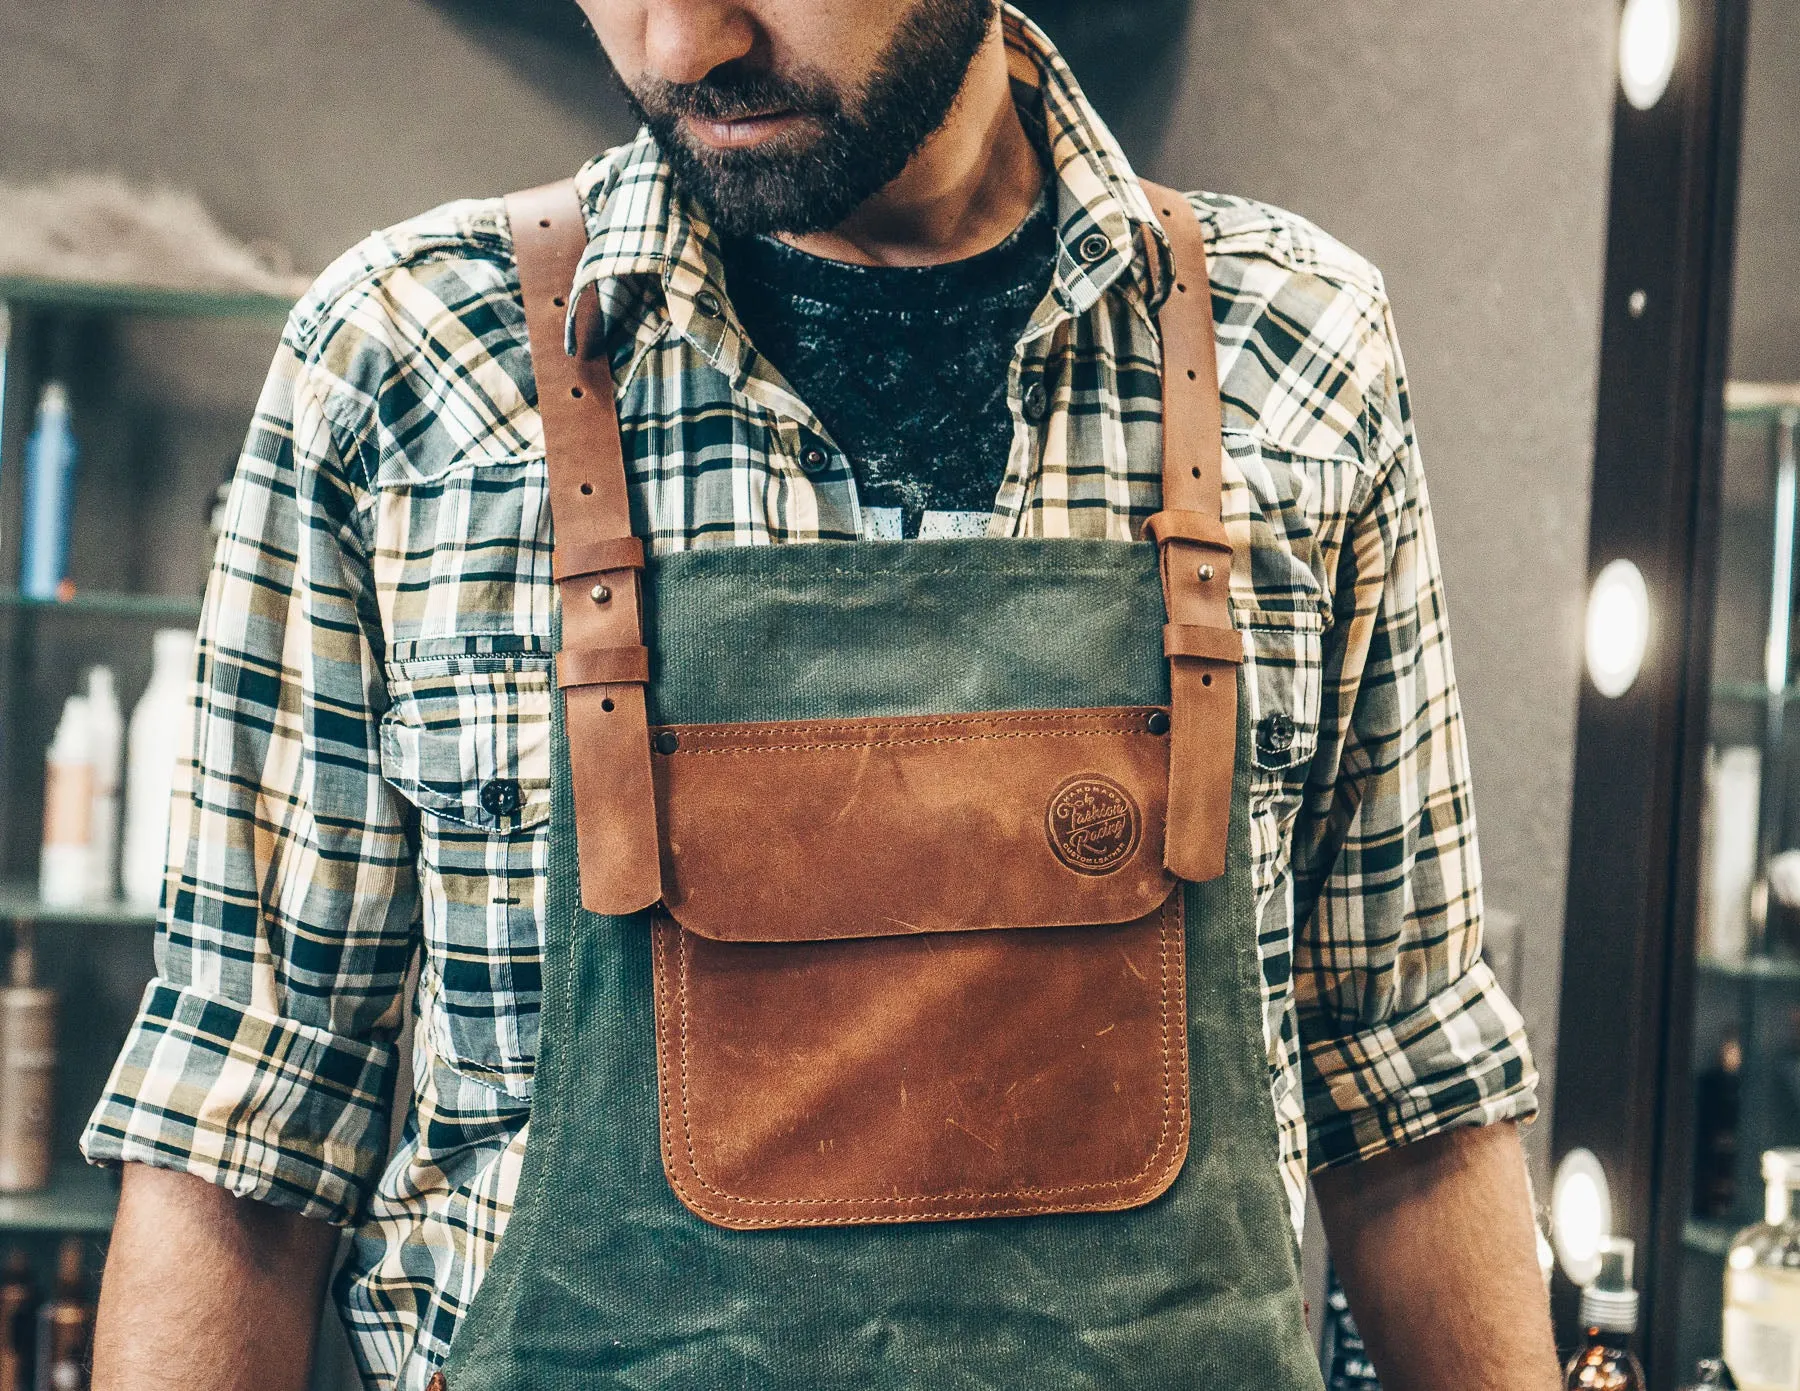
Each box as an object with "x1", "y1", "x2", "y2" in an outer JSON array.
[
  {"x1": 654, "y1": 896, "x2": 1189, "y2": 1223},
  {"x1": 672, "y1": 729, "x2": 1164, "y2": 758}
]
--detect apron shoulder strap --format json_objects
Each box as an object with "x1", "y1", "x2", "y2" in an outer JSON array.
[
  {"x1": 506, "y1": 179, "x2": 663, "y2": 915},
  {"x1": 1138, "y1": 181, "x2": 1242, "y2": 883}
]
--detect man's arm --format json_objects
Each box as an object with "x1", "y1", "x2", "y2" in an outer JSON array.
[
  {"x1": 1314, "y1": 1122, "x2": 1559, "y2": 1391},
  {"x1": 80, "y1": 323, "x2": 413, "y2": 1382},
  {"x1": 94, "y1": 1166, "x2": 339, "y2": 1391}
]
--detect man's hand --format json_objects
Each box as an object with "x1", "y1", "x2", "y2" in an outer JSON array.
[
  {"x1": 1313, "y1": 1121, "x2": 1561, "y2": 1391},
  {"x1": 93, "y1": 1164, "x2": 339, "y2": 1391}
]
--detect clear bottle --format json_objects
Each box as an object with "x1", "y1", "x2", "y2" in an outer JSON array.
[
  {"x1": 1565, "y1": 1238, "x2": 1647, "y2": 1390},
  {"x1": 1725, "y1": 1149, "x2": 1800, "y2": 1390}
]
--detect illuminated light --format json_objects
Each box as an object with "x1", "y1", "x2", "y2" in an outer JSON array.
[
  {"x1": 1552, "y1": 1149, "x2": 1614, "y2": 1288},
  {"x1": 1619, "y1": 0, "x2": 1681, "y2": 110},
  {"x1": 1586, "y1": 559, "x2": 1653, "y2": 698}
]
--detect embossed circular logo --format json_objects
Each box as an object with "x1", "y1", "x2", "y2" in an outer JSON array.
[{"x1": 1046, "y1": 775, "x2": 1141, "y2": 876}]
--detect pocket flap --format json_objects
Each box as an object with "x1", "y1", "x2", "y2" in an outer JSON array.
[{"x1": 650, "y1": 707, "x2": 1178, "y2": 942}]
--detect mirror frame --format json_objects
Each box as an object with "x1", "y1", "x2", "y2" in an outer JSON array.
[{"x1": 1549, "y1": 0, "x2": 1749, "y2": 1377}]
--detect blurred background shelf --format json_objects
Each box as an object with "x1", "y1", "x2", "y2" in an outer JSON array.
[
  {"x1": 0, "y1": 591, "x2": 201, "y2": 622},
  {"x1": 1728, "y1": 381, "x2": 1800, "y2": 424},
  {"x1": 0, "y1": 1165, "x2": 117, "y2": 1234},
  {"x1": 0, "y1": 884, "x2": 154, "y2": 927},
  {"x1": 0, "y1": 276, "x2": 293, "y2": 324},
  {"x1": 1698, "y1": 953, "x2": 1800, "y2": 982},
  {"x1": 1681, "y1": 1218, "x2": 1738, "y2": 1259}
]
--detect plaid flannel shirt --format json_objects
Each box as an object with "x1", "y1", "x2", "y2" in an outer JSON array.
[{"x1": 83, "y1": 11, "x2": 1536, "y2": 1388}]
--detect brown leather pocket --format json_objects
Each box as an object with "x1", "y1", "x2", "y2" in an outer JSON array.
[
  {"x1": 653, "y1": 707, "x2": 1178, "y2": 943},
  {"x1": 645, "y1": 707, "x2": 1190, "y2": 1229},
  {"x1": 652, "y1": 896, "x2": 1189, "y2": 1228}
]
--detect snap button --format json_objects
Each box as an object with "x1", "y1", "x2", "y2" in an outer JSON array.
[
  {"x1": 1146, "y1": 710, "x2": 1171, "y2": 736},
  {"x1": 1022, "y1": 379, "x2": 1049, "y2": 425},
  {"x1": 800, "y1": 445, "x2": 830, "y2": 474},
  {"x1": 1078, "y1": 231, "x2": 1111, "y2": 264},
  {"x1": 694, "y1": 289, "x2": 724, "y2": 319},
  {"x1": 1256, "y1": 712, "x2": 1296, "y2": 759},
  {"x1": 654, "y1": 731, "x2": 681, "y2": 756},
  {"x1": 479, "y1": 778, "x2": 521, "y2": 817}
]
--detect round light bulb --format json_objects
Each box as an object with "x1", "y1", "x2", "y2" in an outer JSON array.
[
  {"x1": 1586, "y1": 558, "x2": 1652, "y2": 698},
  {"x1": 1620, "y1": 0, "x2": 1681, "y2": 111},
  {"x1": 1552, "y1": 1148, "x2": 1614, "y2": 1288}
]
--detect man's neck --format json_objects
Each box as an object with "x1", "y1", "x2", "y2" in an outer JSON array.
[{"x1": 778, "y1": 23, "x2": 1044, "y2": 269}]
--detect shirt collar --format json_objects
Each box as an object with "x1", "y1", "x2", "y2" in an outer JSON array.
[{"x1": 563, "y1": 4, "x2": 1173, "y2": 373}]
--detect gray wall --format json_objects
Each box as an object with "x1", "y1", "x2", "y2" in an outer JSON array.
[{"x1": 1142, "y1": 4, "x2": 1619, "y2": 1165}]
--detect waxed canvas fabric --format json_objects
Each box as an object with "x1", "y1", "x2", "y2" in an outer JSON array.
[{"x1": 440, "y1": 537, "x2": 1324, "y2": 1391}]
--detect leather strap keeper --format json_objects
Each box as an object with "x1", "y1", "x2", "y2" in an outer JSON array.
[
  {"x1": 554, "y1": 536, "x2": 646, "y2": 582},
  {"x1": 558, "y1": 644, "x2": 652, "y2": 689},
  {"x1": 1142, "y1": 509, "x2": 1231, "y2": 552},
  {"x1": 1163, "y1": 624, "x2": 1244, "y2": 664}
]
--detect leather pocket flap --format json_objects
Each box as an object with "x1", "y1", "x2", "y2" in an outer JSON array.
[{"x1": 650, "y1": 707, "x2": 1177, "y2": 942}]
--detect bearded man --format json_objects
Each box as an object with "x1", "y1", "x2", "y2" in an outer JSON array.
[{"x1": 85, "y1": 4, "x2": 1558, "y2": 1389}]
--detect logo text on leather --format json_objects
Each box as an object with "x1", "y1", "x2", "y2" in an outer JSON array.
[{"x1": 1046, "y1": 775, "x2": 1141, "y2": 875}]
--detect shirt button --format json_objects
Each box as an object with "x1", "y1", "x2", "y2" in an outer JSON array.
[
  {"x1": 693, "y1": 289, "x2": 724, "y2": 319},
  {"x1": 479, "y1": 778, "x2": 522, "y2": 817},
  {"x1": 1078, "y1": 231, "x2": 1111, "y2": 264},
  {"x1": 800, "y1": 445, "x2": 830, "y2": 473},
  {"x1": 1022, "y1": 379, "x2": 1049, "y2": 425},
  {"x1": 1256, "y1": 713, "x2": 1296, "y2": 759}
]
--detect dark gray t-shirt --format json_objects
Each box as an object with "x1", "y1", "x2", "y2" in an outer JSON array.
[{"x1": 721, "y1": 196, "x2": 1057, "y2": 539}]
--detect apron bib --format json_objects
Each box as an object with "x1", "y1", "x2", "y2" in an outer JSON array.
[{"x1": 434, "y1": 180, "x2": 1323, "y2": 1391}]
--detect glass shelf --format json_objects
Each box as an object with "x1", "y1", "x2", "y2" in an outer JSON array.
[
  {"x1": 1714, "y1": 678, "x2": 1793, "y2": 704},
  {"x1": 0, "y1": 1164, "x2": 118, "y2": 1234},
  {"x1": 1698, "y1": 954, "x2": 1800, "y2": 981},
  {"x1": 0, "y1": 591, "x2": 201, "y2": 622},
  {"x1": 1682, "y1": 1217, "x2": 1739, "y2": 1258},
  {"x1": 1727, "y1": 381, "x2": 1800, "y2": 425},
  {"x1": 0, "y1": 275, "x2": 293, "y2": 324},
  {"x1": 0, "y1": 884, "x2": 155, "y2": 927}
]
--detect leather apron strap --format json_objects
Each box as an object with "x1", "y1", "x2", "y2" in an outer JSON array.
[
  {"x1": 506, "y1": 176, "x2": 1240, "y2": 899},
  {"x1": 506, "y1": 181, "x2": 661, "y2": 915},
  {"x1": 1140, "y1": 181, "x2": 1242, "y2": 884}
]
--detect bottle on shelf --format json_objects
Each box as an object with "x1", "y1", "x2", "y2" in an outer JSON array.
[
  {"x1": 1682, "y1": 1359, "x2": 1739, "y2": 1389},
  {"x1": 83, "y1": 667, "x2": 121, "y2": 905},
  {"x1": 1695, "y1": 1034, "x2": 1744, "y2": 1220},
  {"x1": 38, "y1": 696, "x2": 93, "y2": 909},
  {"x1": 0, "y1": 925, "x2": 56, "y2": 1196},
  {"x1": 0, "y1": 1247, "x2": 39, "y2": 1391},
  {"x1": 33, "y1": 1240, "x2": 91, "y2": 1391},
  {"x1": 19, "y1": 384, "x2": 78, "y2": 603},
  {"x1": 1700, "y1": 745, "x2": 1760, "y2": 965},
  {"x1": 1725, "y1": 1149, "x2": 1800, "y2": 1390},
  {"x1": 1565, "y1": 1237, "x2": 1646, "y2": 1390},
  {"x1": 121, "y1": 629, "x2": 195, "y2": 911}
]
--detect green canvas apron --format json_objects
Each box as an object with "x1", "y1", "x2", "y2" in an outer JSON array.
[{"x1": 433, "y1": 180, "x2": 1324, "y2": 1391}]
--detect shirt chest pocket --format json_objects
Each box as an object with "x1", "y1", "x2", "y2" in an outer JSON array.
[{"x1": 379, "y1": 656, "x2": 551, "y2": 1101}]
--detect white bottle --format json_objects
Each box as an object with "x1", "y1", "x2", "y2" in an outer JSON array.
[
  {"x1": 85, "y1": 666, "x2": 122, "y2": 903},
  {"x1": 122, "y1": 629, "x2": 195, "y2": 911},
  {"x1": 39, "y1": 695, "x2": 94, "y2": 907},
  {"x1": 1725, "y1": 1149, "x2": 1800, "y2": 1389}
]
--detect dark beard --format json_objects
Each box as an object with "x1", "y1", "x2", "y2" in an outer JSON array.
[{"x1": 614, "y1": 0, "x2": 998, "y2": 237}]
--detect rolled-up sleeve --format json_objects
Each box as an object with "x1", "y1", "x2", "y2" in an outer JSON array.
[
  {"x1": 1293, "y1": 292, "x2": 1538, "y2": 1171},
  {"x1": 81, "y1": 320, "x2": 418, "y2": 1226}
]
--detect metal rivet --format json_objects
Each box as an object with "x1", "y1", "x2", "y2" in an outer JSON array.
[
  {"x1": 1079, "y1": 231, "x2": 1110, "y2": 264},
  {"x1": 1022, "y1": 380, "x2": 1049, "y2": 425},
  {"x1": 1198, "y1": 564, "x2": 1215, "y2": 582},
  {"x1": 694, "y1": 289, "x2": 724, "y2": 319},
  {"x1": 590, "y1": 584, "x2": 611, "y2": 604},
  {"x1": 801, "y1": 446, "x2": 829, "y2": 473},
  {"x1": 654, "y1": 731, "x2": 680, "y2": 755},
  {"x1": 1146, "y1": 710, "x2": 1171, "y2": 736}
]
